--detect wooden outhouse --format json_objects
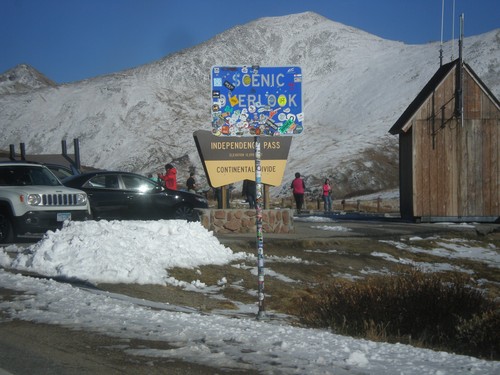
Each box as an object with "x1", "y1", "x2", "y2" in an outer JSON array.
[{"x1": 389, "y1": 59, "x2": 500, "y2": 222}]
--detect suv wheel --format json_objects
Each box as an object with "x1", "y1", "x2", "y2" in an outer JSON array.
[{"x1": 0, "y1": 212, "x2": 14, "y2": 244}]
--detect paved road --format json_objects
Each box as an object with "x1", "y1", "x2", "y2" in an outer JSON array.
[
  {"x1": 0, "y1": 320, "x2": 250, "y2": 375},
  {"x1": 217, "y1": 212, "x2": 500, "y2": 246}
]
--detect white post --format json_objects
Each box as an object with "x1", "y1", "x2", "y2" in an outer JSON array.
[{"x1": 255, "y1": 135, "x2": 265, "y2": 319}]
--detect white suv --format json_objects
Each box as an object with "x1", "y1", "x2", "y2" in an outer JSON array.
[{"x1": 0, "y1": 162, "x2": 91, "y2": 243}]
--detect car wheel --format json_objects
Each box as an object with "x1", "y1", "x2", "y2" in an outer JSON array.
[
  {"x1": 174, "y1": 205, "x2": 198, "y2": 221},
  {"x1": 90, "y1": 208, "x2": 99, "y2": 221},
  {"x1": 0, "y1": 211, "x2": 14, "y2": 244}
]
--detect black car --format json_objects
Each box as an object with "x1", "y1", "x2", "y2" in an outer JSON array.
[
  {"x1": 63, "y1": 171, "x2": 208, "y2": 221},
  {"x1": 44, "y1": 163, "x2": 80, "y2": 180}
]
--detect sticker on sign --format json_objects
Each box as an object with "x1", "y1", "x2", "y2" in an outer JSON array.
[{"x1": 211, "y1": 66, "x2": 303, "y2": 137}]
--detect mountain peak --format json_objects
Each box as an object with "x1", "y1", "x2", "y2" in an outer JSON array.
[{"x1": 0, "y1": 63, "x2": 57, "y2": 95}]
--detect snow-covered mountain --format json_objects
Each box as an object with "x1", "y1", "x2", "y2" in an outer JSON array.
[
  {"x1": 0, "y1": 64, "x2": 56, "y2": 95},
  {"x1": 1, "y1": 12, "x2": 499, "y2": 197}
]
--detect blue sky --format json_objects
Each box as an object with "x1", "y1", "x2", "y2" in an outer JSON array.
[{"x1": 1, "y1": 0, "x2": 498, "y2": 83}]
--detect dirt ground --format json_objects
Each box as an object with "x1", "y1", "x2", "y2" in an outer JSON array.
[
  {"x1": 100, "y1": 221, "x2": 500, "y2": 316},
  {"x1": 0, "y1": 320, "x2": 258, "y2": 375},
  {"x1": 1, "y1": 218, "x2": 499, "y2": 374}
]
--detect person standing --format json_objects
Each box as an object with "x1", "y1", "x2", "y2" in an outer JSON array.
[
  {"x1": 242, "y1": 179, "x2": 256, "y2": 208},
  {"x1": 186, "y1": 172, "x2": 196, "y2": 193},
  {"x1": 159, "y1": 163, "x2": 177, "y2": 190},
  {"x1": 290, "y1": 172, "x2": 305, "y2": 213},
  {"x1": 322, "y1": 178, "x2": 332, "y2": 212}
]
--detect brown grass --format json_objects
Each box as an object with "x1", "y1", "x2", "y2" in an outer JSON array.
[{"x1": 290, "y1": 268, "x2": 500, "y2": 360}]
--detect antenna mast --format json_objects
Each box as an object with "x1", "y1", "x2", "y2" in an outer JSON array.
[
  {"x1": 451, "y1": 0, "x2": 456, "y2": 60},
  {"x1": 440, "y1": 0, "x2": 445, "y2": 66},
  {"x1": 458, "y1": 14, "x2": 464, "y2": 127}
]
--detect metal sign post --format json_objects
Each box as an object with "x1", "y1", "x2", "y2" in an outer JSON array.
[
  {"x1": 210, "y1": 65, "x2": 302, "y2": 320},
  {"x1": 254, "y1": 136, "x2": 265, "y2": 318}
]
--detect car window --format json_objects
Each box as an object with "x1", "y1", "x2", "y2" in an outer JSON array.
[
  {"x1": 121, "y1": 175, "x2": 156, "y2": 192},
  {"x1": 31, "y1": 167, "x2": 60, "y2": 185},
  {"x1": 47, "y1": 165, "x2": 73, "y2": 180},
  {"x1": 83, "y1": 174, "x2": 120, "y2": 189},
  {"x1": 0, "y1": 166, "x2": 61, "y2": 186}
]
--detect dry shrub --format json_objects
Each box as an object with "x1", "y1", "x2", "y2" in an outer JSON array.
[
  {"x1": 291, "y1": 268, "x2": 499, "y2": 359},
  {"x1": 456, "y1": 309, "x2": 500, "y2": 359}
]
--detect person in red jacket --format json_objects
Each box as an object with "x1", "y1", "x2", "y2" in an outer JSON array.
[
  {"x1": 158, "y1": 163, "x2": 177, "y2": 190},
  {"x1": 290, "y1": 172, "x2": 305, "y2": 213}
]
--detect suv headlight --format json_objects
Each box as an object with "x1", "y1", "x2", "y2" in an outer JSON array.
[
  {"x1": 27, "y1": 194, "x2": 42, "y2": 206},
  {"x1": 76, "y1": 193, "x2": 88, "y2": 205}
]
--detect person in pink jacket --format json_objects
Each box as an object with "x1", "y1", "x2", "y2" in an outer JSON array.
[
  {"x1": 159, "y1": 163, "x2": 177, "y2": 190},
  {"x1": 290, "y1": 172, "x2": 305, "y2": 213},
  {"x1": 322, "y1": 178, "x2": 332, "y2": 212}
]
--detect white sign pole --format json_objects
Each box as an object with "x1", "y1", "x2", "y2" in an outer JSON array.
[{"x1": 255, "y1": 135, "x2": 265, "y2": 319}]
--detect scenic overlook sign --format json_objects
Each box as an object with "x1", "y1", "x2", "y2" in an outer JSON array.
[{"x1": 211, "y1": 66, "x2": 303, "y2": 137}]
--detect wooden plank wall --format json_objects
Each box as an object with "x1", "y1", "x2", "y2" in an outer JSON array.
[
  {"x1": 411, "y1": 66, "x2": 500, "y2": 219},
  {"x1": 399, "y1": 131, "x2": 413, "y2": 218}
]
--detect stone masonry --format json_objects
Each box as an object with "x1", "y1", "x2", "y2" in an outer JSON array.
[{"x1": 199, "y1": 209, "x2": 294, "y2": 234}]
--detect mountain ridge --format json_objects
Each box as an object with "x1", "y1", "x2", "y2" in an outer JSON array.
[{"x1": 1, "y1": 12, "x2": 499, "y2": 197}]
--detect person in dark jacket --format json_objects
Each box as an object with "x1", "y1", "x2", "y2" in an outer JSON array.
[
  {"x1": 186, "y1": 172, "x2": 196, "y2": 193},
  {"x1": 242, "y1": 179, "x2": 256, "y2": 208}
]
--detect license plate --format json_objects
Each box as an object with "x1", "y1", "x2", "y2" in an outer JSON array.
[{"x1": 57, "y1": 213, "x2": 72, "y2": 222}]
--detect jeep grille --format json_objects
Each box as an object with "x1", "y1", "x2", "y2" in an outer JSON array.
[{"x1": 42, "y1": 193, "x2": 81, "y2": 206}]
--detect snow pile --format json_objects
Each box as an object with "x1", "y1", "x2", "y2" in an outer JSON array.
[{"x1": 5, "y1": 220, "x2": 244, "y2": 285}]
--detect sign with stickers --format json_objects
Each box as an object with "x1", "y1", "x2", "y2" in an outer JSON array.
[{"x1": 211, "y1": 66, "x2": 303, "y2": 137}]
